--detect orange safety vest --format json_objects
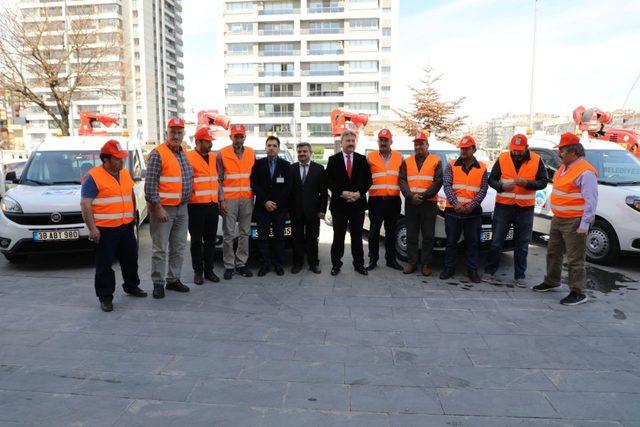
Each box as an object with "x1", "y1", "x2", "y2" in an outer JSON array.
[
  {"x1": 550, "y1": 158, "x2": 597, "y2": 218},
  {"x1": 495, "y1": 151, "x2": 540, "y2": 207},
  {"x1": 220, "y1": 145, "x2": 255, "y2": 199},
  {"x1": 154, "y1": 143, "x2": 183, "y2": 206},
  {"x1": 187, "y1": 150, "x2": 219, "y2": 204},
  {"x1": 405, "y1": 153, "x2": 441, "y2": 201},
  {"x1": 446, "y1": 159, "x2": 487, "y2": 208},
  {"x1": 88, "y1": 166, "x2": 135, "y2": 228},
  {"x1": 367, "y1": 150, "x2": 403, "y2": 197}
]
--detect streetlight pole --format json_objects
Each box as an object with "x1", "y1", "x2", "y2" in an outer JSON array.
[{"x1": 528, "y1": 0, "x2": 538, "y2": 131}]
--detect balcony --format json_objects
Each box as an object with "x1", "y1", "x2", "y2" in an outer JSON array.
[
  {"x1": 307, "y1": 49, "x2": 343, "y2": 56},
  {"x1": 308, "y1": 6, "x2": 344, "y2": 13},
  {"x1": 259, "y1": 70, "x2": 295, "y2": 77},
  {"x1": 301, "y1": 70, "x2": 343, "y2": 76},
  {"x1": 301, "y1": 28, "x2": 343, "y2": 34},
  {"x1": 259, "y1": 91, "x2": 301, "y2": 97},
  {"x1": 258, "y1": 29, "x2": 295, "y2": 36},
  {"x1": 259, "y1": 49, "x2": 299, "y2": 57},
  {"x1": 308, "y1": 90, "x2": 344, "y2": 97},
  {"x1": 259, "y1": 8, "x2": 300, "y2": 15},
  {"x1": 259, "y1": 110, "x2": 295, "y2": 118},
  {"x1": 300, "y1": 110, "x2": 335, "y2": 117}
]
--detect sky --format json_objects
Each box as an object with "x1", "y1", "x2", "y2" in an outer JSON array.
[{"x1": 182, "y1": 0, "x2": 640, "y2": 124}]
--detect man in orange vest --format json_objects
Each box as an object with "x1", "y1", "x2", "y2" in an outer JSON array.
[
  {"x1": 80, "y1": 140, "x2": 147, "y2": 312},
  {"x1": 533, "y1": 133, "x2": 598, "y2": 305},
  {"x1": 217, "y1": 124, "x2": 256, "y2": 280},
  {"x1": 366, "y1": 128, "x2": 404, "y2": 271},
  {"x1": 399, "y1": 131, "x2": 443, "y2": 276},
  {"x1": 441, "y1": 135, "x2": 488, "y2": 283},
  {"x1": 187, "y1": 127, "x2": 220, "y2": 285},
  {"x1": 145, "y1": 116, "x2": 194, "y2": 299},
  {"x1": 483, "y1": 134, "x2": 548, "y2": 287}
]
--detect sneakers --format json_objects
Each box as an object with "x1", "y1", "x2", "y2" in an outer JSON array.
[
  {"x1": 166, "y1": 280, "x2": 190, "y2": 293},
  {"x1": 481, "y1": 273, "x2": 502, "y2": 284},
  {"x1": 560, "y1": 291, "x2": 588, "y2": 306},
  {"x1": 152, "y1": 284, "x2": 165, "y2": 299},
  {"x1": 513, "y1": 278, "x2": 528, "y2": 288},
  {"x1": 236, "y1": 266, "x2": 253, "y2": 277},
  {"x1": 532, "y1": 282, "x2": 562, "y2": 292}
]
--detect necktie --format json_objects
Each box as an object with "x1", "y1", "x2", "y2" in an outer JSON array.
[
  {"x1": 302, "y1": 164, "x2": 308, "y2": 183},
  {"x1": 269, "y1": 159, "x2": 275, "y2": 178},
  {"x1": 346, "y1": 154, "x2": 352, "y2": 179}
]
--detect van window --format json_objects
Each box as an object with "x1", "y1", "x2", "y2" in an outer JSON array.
[
  {"x1": 585, "y1": 149, "x2": 640, "y2": 185},
  {"x1": 23, "y1": 151, "x2": 101, "y2": 185}
]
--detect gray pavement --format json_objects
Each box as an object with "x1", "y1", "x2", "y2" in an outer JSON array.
[{"x1": 0, "y1": 223, "x2": 639, "y2": 426}]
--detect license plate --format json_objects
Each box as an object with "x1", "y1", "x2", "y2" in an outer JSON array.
[
  {"x1": 251, "y1": 226, "x2": 292, "y2": 239},
  {"x1": 33, "y1": 230, "x2": 80, "y2": 241},
  {"x1": 481, "y1": 229, "x2": 514, "y2": 242}
]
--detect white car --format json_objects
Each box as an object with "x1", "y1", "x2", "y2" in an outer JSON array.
[
  {"x1": 529, "y1": 136, "x2": 640, "y2": 264},
  {"x1": 327, "y1": 136, "x2": 513, "y2": 261},
  {"x1": 0, "y1": 136, "x2": 148, "y2": 262},
  {"x1": 1, "y1": 159, "x2": 27, "y2": 198}
]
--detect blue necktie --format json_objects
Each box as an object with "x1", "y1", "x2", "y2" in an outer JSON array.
[{"x1": 269, "y1": 159, "x2": 275, "y2": 178}]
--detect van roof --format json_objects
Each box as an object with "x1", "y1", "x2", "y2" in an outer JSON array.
[
  {"x1": 528, "y1": 135, "x2": 626, "y2": 151},
  {"x1": 38, "y1": 135, "x2": 136, "y2": 152}
]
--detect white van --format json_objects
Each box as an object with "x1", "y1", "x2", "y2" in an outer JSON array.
[
  {"x1": 0, "y1": 136, "x2": 148, "y2": 262},
  {"x1": 529, "y1": 136, "x2": 640, "y2": 264}
]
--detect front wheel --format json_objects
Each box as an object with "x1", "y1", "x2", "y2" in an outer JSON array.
[
  {"x1": 586, "y1": 219, "x2": 619, "y2": 265},
  {"x1": 394, "y1": 218, "x2": 408, "y2": 262}
]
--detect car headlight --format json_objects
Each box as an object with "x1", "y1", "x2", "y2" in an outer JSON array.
[
  {"x1": 0, "y1": 195, "x2": 22, "y2": 213},
  {"x1": 626, "y1": 196, "x2": 640, "y2": 212}
]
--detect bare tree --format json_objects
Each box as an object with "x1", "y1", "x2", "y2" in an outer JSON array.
[
  {"x1": 0, "y1": 2, "x2": 124, "y2": 135},
  {"x1": 395, "y1": 67, "x2": 467, "y2": 143}
]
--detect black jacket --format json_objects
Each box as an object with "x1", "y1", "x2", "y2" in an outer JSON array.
[
  {"x1": 325, "y1": 151, "x2": 372, "y2": 213},
  {"x1": 289, "y1": 161, "x2": 328, "y2": 220},
  {"x1": 250, "y1": 156, "x2": 292, "y2": 213}
]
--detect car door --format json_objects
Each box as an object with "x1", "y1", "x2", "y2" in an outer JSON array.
[{"x1": 129, "y1": 149, "x2": 148, "y2": 222}]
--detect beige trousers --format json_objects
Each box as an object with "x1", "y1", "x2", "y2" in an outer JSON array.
[{"x1": 222, "y1": 197, "x2": 254, "y2": 269}]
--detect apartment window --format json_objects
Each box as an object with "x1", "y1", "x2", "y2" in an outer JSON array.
[
  {"x1": 134, "y1": 38, "x2": 140, "y2": 46},
  {"x1": 382, "y1": 46, "x2": 391, "y2": 52},
  {"x1": 262, "y1": 83, "x2": 295, "y2": 96},
  {"x1": 227, "y1": 63, "x2": 253, "y2": 74},
  {"x1": 350, "y1": 0, "x2": 378, "y2": 4},
  {"x1": 381, "y1": 85, "x2": 391, "y2": 96},
  {"x1": 349, "y1": 18, "x2": 378, "y2": 29},
  {"x1": 308, "y1": 41, "x2": 342, "y2": 55},
  {"x1": 227, "y1": 43, "x2": 253, "y2": 55},
  {"x1": 382, "y1": 27, "x2": 391, "y2": 36},
  {"x1": 349, "y1": 102, "x2": 377, "y2": 114},
  {"x1": 383, "y1": 7, "x2": 391, "y2": 12},
  {"x1": 382, "y1": 65, "x2": 391, "y2": 75},
  {"x1": 308, "y1": 82, "x2": 342, "y2": 96},
  {"x1": 261, "y1": 42, "x2": 294, "y2": 56},
  {"x1": 349, "y1": 39, "x2": 378, "y2": 52},
  {"x1": 262, "y1": 63, "x2": 294, "y2": 76},
  {"x1": 262, "y1": 0, "x2": 294, "y2": 14},
  {"x1": 349, "y1": 81, "x2": 377, "y2": 94},
  {"x1": 260, "y1": 22, "x2": 294, "y2": 35},
  {"x1": 308, "y1": 123, "x2": 332, "y2": 137},
  {"x1": 308, "y1": 21, "x2": 342, "y2": 34},
  {"x1": 259, "y1": 124, "x2": 292, "y2": 136},
  {"x1": 308, "y1": 0, "x2": 344, "y2": 13},
  {"x1": 226, "y1": 83, "x2": 253, "y2": 96},
  {"x1": 309, "y1": 62, "x2": 341, "y2": 76},
  {"x1": 260, "y1": 103, "x2": 294, "y2": 117},
  {"x1": 227, "y1": 22, "x2": 253, "y2": 34},
  {"x1": 227, "y1": 103, "x2": 254, "y2": 116},
  {"x1": 226, "y1": 1, "x2": 253, "y2": 12},
  {"x1": 350, "y1": 60, "x2": 377, "y2": 72},
  {"x1": 308, "y1": 103, "x2": 341, "y2": 116}
]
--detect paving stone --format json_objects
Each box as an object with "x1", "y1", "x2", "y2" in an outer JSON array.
[
  {"x1": 0, "y1": 367, "x2": 89, "y2": 394},
  {"x1": 389, "y1": 414, "x2": 623, "y2": 427},
  {"x1": 75, "y1": 371, "x2": 198, "y2": 401},
  {"x1": 392, "y1": 347, "x2": 474, "y2": 367},
  {"x1": 189, "y1": 378, "x2": 286, "y2": 406},
  {"x1": 260, "y1": 409, "x2": 390, "y2": 427},
  {"x1": 438, "y1": 388, "x2": 558, "y2": 417},
  {"x1": 240, "y1": 359, "x2": 345, "y2": 384},
  {"x1": 545, "y1": 370, "x2": 640, "y2": 393},
  {"x1": 401, "y1": 332, "x2": 487, "y2": 349},
  {"x1": 159, "y1": 355, "x2": 245, "y2": 378},
  {"x1": 284, "y1": 382, "x2": 349, "y2": 411},
  {"x1": 546, "y1": 391, "x2": 640, "y2": 421},
  {"x1": 292, "y1": 344, "x2": 393, "y2": 364},
  {"x1": 350, "y1": 385, "x2": 442, "y2": 414}
]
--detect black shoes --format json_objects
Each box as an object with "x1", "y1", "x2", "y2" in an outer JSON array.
[
  {"x1": 330, "y1": 266, "x2": 341, "y2": 276},
  {"x1": 560, "y1": 291, "x2": 588, "y2": 306},
  {"x1": 468, "y1": 270, "x2": 481, "y2": 283},
  {"x1": 309, "y1": 265, "x2": 321, "y2": 274},
  {"x1": 205, "y1": 271, "x2": 220, "y2": 283},
  {"x1": 366, "y1": 262, "x2": 378, "y2": 271},
  {"x1": 124, "y1": 287, "x2": 148, "y2": 298},
  {"x1": 258, "y1": 266, "x2": 270, "y2": 277},
  {"x1": 355, "y1": 266, "x2": 368, "y2": 276},
  {"x1": 153, "y1": 284, "x2": 165, "y2": 299},
  {"x1": 100, "y1": 301, "x2": 113, "y2": 312},
  {"x1": 194, "y1": 271, "x2": 204, "y2": 285},
  {"x1": 532, "y1": 282, "x2": 562, "y2": 292},
  {"x1": 275, "y1": 265, "x2": 285, "y2": 276},
  {"x1": 291, "y1": 265, "x2": 302, "y2": 274},
  {"x1": 386, "y1": 260, "x2": 403, "y2": 271},
  {"x1": 439, "y1": 269, "x2": 455, "y2": 280},
  {"x1": 236, "y1": 266, "x2": 253, "y2": 277},
  {"x1": 224, "y1": 269, "x2": 234, "y2": 280},
  {"x1": 166, "y1": 280, "x2": 190, "y2": 293}
]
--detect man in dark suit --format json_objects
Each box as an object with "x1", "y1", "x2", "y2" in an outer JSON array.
[
  {"x1": 326, "y1": 130, "x2": 372, "y2": 276},
  {"x1": 290, "y1": 142, "x2": 328, "y2": 274},
  {"x1": 250, "y1": 136, "x2": 292, "y2": 276}
]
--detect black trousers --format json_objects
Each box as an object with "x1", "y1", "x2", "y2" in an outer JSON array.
[
  {"x1": 94, "y1": 222, "x2": 139, "y2": 302},
  {"x1": 367, "y1": 196, "x2": 401, "y2": 264},
  {"x1": 405, "y1": 200, "x2": 438, "y2": 266},
  {"x1": 444, "y1": 212, "x2": 482, "y2": 272},
  {"x1": 331, "y1": 208, "x2": 365, "y2": 268},
  {"x1": 255, "y1": 209, "x2": 286, "y2": 267},
  {"x1": 188, "y1": 202, "x2": 219, "y2": 273},
  {"x1": 292, "y1": 214, "x2": 321, "y2": 268}
]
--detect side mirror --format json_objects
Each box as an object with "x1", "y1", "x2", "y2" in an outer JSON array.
[
  {"x1": 546, "y1": 167, "x2": 555, "y2": 180},
  {"x1": 5, "y1": 171, "x2": 17, "y2": 183}
]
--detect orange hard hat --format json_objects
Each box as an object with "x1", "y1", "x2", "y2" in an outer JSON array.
[
  {"x1": 509, "y1": 134, "x2": 528, "y2": 151},
  {"x1": 230, "y1": 123, "x2": 246, "y2": 136},
  {"x1": 413, "y1": 131, "x2": 429, "y2": 142},
  {"x1": 558, "y1": 132, "x2": 580, "y2": 148},
  {"x1": 100, "y1": 139, "x2": 128, "y2": 159},
  {"x1": 194, "y1": 127, "x2": 214, "y2": 142},
  {"x1": 167, "y1": 116, "x2": 185, "y2": 128},
  {"x1": 458, "y1": 135, "x2": 476, "y2": 148},
  {"x1": 378, "y1": 128, "x2": 392, "y2": 139}
]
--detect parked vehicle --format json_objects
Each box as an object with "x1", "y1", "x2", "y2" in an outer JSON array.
[
  {"x1": 529, "y1": 136, "x2": 640, "y2": 264},
  {"x1": 0, "y1": 136, "x2": 148, "y2": 262},
  {"x1": 1, "y1": 160, "x2": 27, "y2": 198}
]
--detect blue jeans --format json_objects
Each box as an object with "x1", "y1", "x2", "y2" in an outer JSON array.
[
  {"x1": 444, "y1": 212, "x2": 482, "y2": 272},
  {"x1": 484, "y1": 203, "x2": 534, "y2": 280}
]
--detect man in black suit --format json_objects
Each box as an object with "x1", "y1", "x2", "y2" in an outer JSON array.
[
  {"x1": 250, "y1": 136, "x2": 292, "y2": 276},
  {"x1": 290, "y1": 142, "x2": 328, "y2": 274},
  {"x1": 326, "y1": 130, "x2": 372, "y2": 276}
]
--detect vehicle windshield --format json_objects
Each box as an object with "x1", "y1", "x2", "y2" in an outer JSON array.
[
  {"x1": 255, "y1": 150, "x2": 293, "y2": 162},
  {"x1": 585, "y1": 149, "x2": 640, "y2": 185},
  {"x1": 22, "y1": 151, "x2": 103, "y2": 185}
]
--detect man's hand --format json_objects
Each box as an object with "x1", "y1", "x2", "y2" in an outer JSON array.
[
  {"x1": 154, "y1": 205, "x2": 169, "y2": 223},
  {"x1": 576, "y1": 227, "x2": 588, "y2": 235},
  {"x1": 461, "y1": 204, "x2": 473, "y2": 215},
  {"x1": 348, "y1": 192, "x2": 361, "y2": 202},
  {"x1": 411, "y1": 194, "x2": 423, "y2": 205},
  {"x1": 265, "y1": 201, "x2": 277, "y2": 212},
  {"x1": 340, "y1": 191, "x2": 350, "y2": 199},
  {"x1": 88, "y1": 227, "x2": 100, "y2": 243},
  {"x1": 453, "y1": 203, "x2": 465, "y2": 214},
  {"x1": 219, "y1": 200, "x2": 227, "y2": 216},
  {"x1": 502, "y1": 181, "x2": 516, "y2": 192},
  {"x1": 318, "y1": 212, "x2": 325, "y2": 220},
  {"x1": 514, "y1": 177, "x2": 528, "y2": 187}
]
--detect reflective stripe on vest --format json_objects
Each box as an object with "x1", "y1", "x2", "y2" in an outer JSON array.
[
  {"x1": 187, "y1": 150, "x2": 219, "y2": 204},
  {"x1": 445, "y1": 159, "x2": 487, "y2": 208},
  {"x1": 405, "y1": 154, "x2": 441, "y2": 201},
  {"x1": 367, "y1": 151, "x2": 403, "y2": 197},
  {"x1": 495, "y1": 151, "x2": 540, "y2": 207},
  {"x1": 220, "y1": 145, "x2": 255, "y2": 199},
  {"x1": 154, "y1": 143, "x2": 183, "y2": 206},
  {"x1": 88, "y1": 166, "x2": 135, "y2": 228},
  {"x1": 549, "y1": 158, "x2": 597, "y2": 218}
]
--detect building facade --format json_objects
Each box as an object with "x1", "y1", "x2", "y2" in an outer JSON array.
[
  {"x1": 17, "y1": 0, "x2": 184, "y2": 146},
  {"x1": 218, "y1": 0, "x2": 398, "y2": 147}
]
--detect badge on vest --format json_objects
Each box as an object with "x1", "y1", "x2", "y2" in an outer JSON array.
[{"x1": 276, "y1": 176, "x2": 285, "y2": 184}]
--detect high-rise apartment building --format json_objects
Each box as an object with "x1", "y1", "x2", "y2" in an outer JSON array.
[
  {"x1": 218, "y1": 0, "x2": 398, "y2": 146},
  {"x1": 17, "y1": 0, "x2": 184, "y2": 146}
]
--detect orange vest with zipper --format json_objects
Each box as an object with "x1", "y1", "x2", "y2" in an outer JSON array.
[
  {"x1": 446, "y1": 159, "x2": 487, "y2": 208},
  {"x1": 187, "y1": 150, "x2": 219, "y2": 204},
  {"x1": 550, "y1": 158, "x2": 597, "y2": 218},
  {"x1": 405, "y1": 153, "x2": 441, "y2": 202},
  {"x1": 154, "y1": 143, "x2": 183, "y2": 206},
  {"x1": 367, "y1": 150, "x2": 402, "y2": 197},
  {"x1": 495, "y1": 151, "x2": 540, "y2": 207},
  {"x1": 88, "y1": 166, "x2": 135, "y2": 228},
  {"x1": 220, "y1": 145, "x2": 255, "y2": 199}
]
